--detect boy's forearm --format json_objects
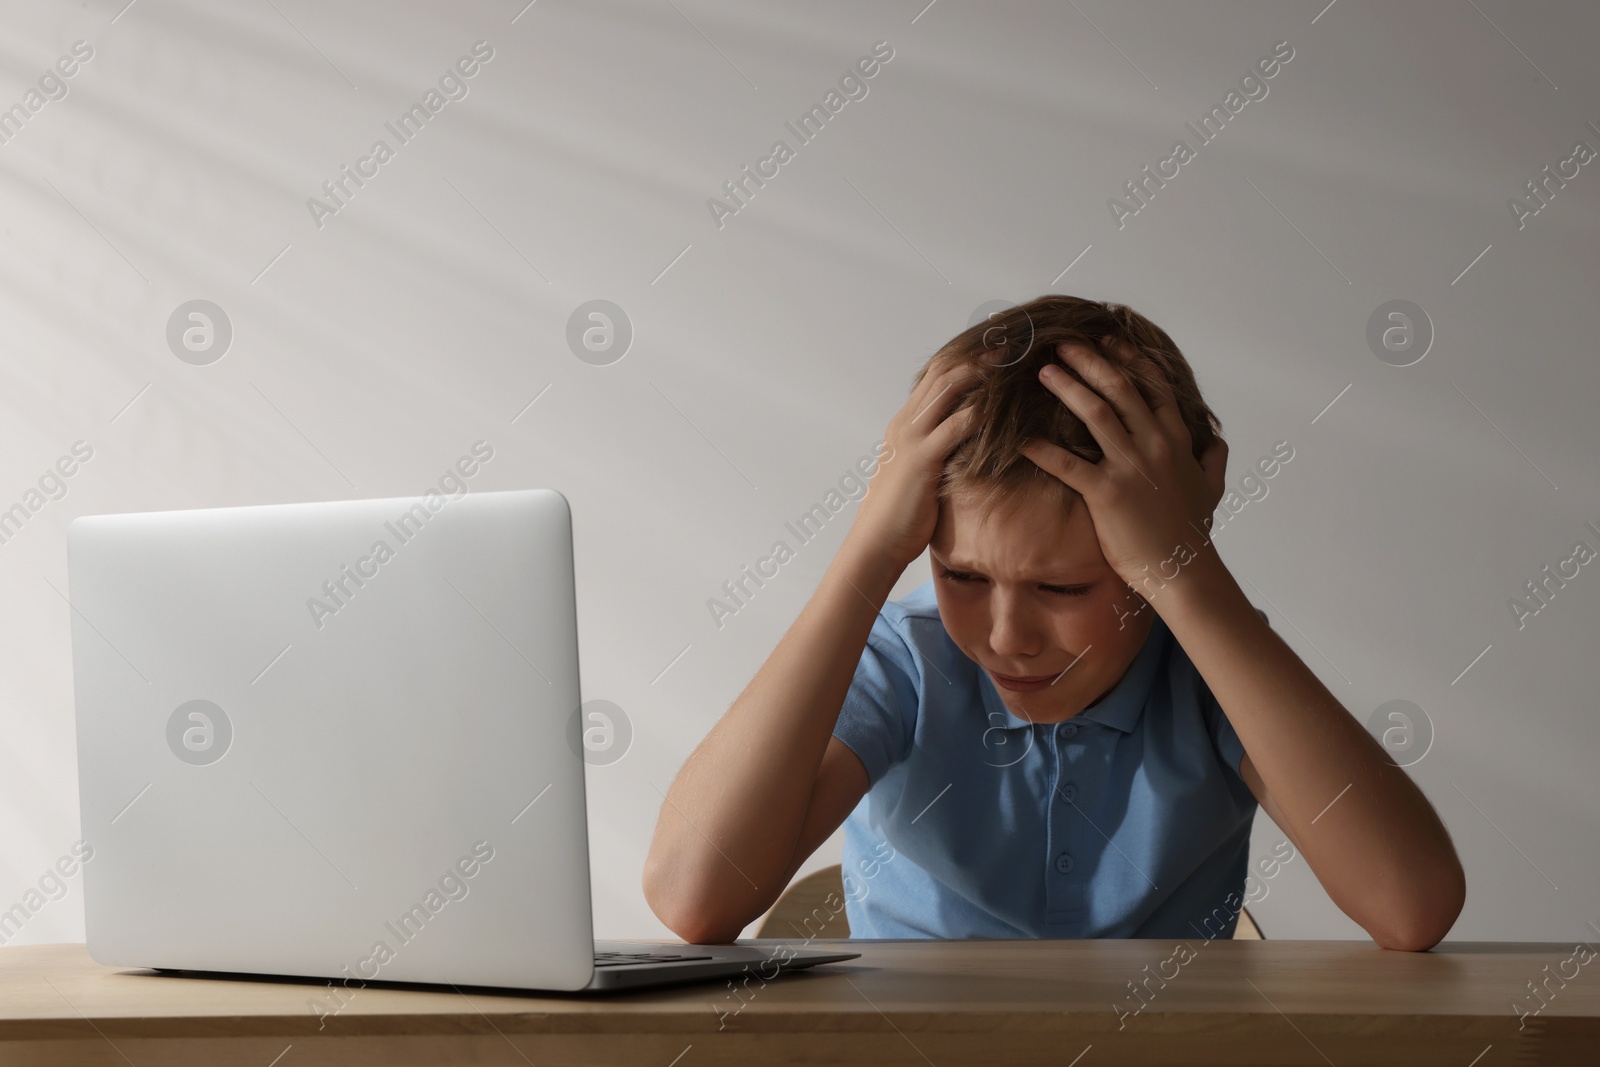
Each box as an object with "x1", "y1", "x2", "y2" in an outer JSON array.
[
  {"x1": 644, "y1": 531, "x2": 901, "y2": 939},
  {"x1": 1150, "y1": 545, "x2": 1465, "y2": 950}
]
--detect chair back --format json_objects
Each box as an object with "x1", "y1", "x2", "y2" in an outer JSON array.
[{"x1": 754, "y1": 865, "x2": 850, "y2": 939}]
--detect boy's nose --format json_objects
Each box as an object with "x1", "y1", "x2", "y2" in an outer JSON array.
[{"x1": 989, "y1": 609, "x2": 1042, "y2": 659}]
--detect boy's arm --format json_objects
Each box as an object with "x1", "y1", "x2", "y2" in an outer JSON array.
[
  {"x1": 642, "y1": 536, "x2": 892, "y2": 945},
  {"x1": 643, "y1": 358, "x2": 982, "y2": 945},
  {"x1": 1018, "y1": 337, "x2": 1464, "y2": 951},
  {"x1": 1157, "y1": 549, "x2": 1466, "y2": 951}
]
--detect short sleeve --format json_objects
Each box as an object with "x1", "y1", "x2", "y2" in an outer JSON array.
[
  {"x1": 1201, "y1": 606, "x2": 1271, "y2": 777},
  {"x1": 831, "y1": 611, "x2": 920, "y2": 787}
]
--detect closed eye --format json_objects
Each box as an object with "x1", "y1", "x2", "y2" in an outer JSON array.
[{"x1": 938, "y1": 567, "x2": 1091, "y2": 597}]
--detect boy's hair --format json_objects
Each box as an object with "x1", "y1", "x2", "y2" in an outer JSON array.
[{"x1": 912, "y1": 294, "x2": 1223, "y2": 523}]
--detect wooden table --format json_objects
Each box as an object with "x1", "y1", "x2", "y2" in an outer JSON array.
[{"x1": 2, "y1": 939, "x2": 1595, "y2": 1065}]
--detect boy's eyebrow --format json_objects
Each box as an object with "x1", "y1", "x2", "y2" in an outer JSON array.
[{"x1": 933, "y1": 552, "x2": 1098, "y2": 581}]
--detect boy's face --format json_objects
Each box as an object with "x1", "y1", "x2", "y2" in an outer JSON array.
[{"x1": 929, "y1": 484, "x2": 1154, "y2": 724}]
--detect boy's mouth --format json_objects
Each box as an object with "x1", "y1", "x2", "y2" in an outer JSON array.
[{"x1": 989, "y1": 669, "x2": 1062, "y2": 693}]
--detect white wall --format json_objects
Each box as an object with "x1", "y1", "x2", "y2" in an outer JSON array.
[{"x1": 2, "y1": 0, "x2": 1597, "y2": 946}]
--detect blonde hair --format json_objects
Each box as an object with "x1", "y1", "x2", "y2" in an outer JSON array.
[{"x1": 912, "y1": 294, "x2": 1223, "y2": 521}]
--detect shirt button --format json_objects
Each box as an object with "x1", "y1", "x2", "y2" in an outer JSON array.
[
  {"x1": 1054, "y1": 851, "x2": 1075, "y2": 874},
  {"x1": 1060, "y1": 722, "x2": 1078, "y2": 738},
  {"x1": 1058, "y1": 782, "x2": 1077, "y2": 804}
]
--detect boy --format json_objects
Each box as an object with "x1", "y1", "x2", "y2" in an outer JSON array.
[{"x1": 644, "y1": 295, "x2": 1465, "y2": 950}]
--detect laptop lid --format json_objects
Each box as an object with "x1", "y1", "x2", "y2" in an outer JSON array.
[{"x1": 68, "y1": 487, "x2": 599, "y2": 991}]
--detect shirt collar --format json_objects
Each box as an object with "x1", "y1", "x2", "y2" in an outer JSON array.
[{"x1": 977, "y1": 612, "x2": 1170, "y2": 734}]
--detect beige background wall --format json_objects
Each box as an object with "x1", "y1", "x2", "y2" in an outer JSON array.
[{"x1": 2, "y1": 0, "x2": 1597, "y2": 944}]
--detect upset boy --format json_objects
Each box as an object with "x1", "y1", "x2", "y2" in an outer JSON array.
[{"x1": 644, "y1": 295, "x2": 1465, "y2": 951}]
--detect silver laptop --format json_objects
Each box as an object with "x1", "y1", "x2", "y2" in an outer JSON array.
[{"x1": 66, "y1": 487, "x2": 856, "y2": 993}]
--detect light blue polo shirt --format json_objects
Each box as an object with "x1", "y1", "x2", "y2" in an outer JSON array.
[{"x1": 831, "y1": 579, "x2": 1265, "y2": 939}]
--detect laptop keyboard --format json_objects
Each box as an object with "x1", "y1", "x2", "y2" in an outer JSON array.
[{"x1": 592, "y1": 949, "x2": 715, "y2": 968}]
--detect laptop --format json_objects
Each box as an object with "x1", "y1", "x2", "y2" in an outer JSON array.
[{"x1": 66, "y1": 487, "x2": 857, "y2": 993}]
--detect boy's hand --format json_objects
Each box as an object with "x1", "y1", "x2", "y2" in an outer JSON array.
[
  {"x1": 851, "y1": 358, "x2": 982, "y2": 573},
  {"x1": 1019, "y1": 338, "x2": 1228, "y2": 590}
]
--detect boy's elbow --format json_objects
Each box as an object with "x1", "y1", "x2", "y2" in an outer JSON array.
[
  {"x1": 648, "y1": 897, "x2": 744, "y2": 946},
  {"x1": 661, "y1": 912, "x2": 743, "y2": 946},
  {"x1": 1371, "y1": 860, "x2": 1466, "y2": 952},
  {"x1": 641, "y1": 853, "x2": 699, "y2": 942},
  {"x1": 642, "y1": 853, "x2": 744, "y2": 946},
  {"x1": 1373, "y1": 915, "x2": 1449, "y2": 952}
]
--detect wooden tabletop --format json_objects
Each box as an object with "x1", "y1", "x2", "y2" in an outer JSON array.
[{"x1": 3, "y1": 939, "x2": 1595, "y2": 1065}]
